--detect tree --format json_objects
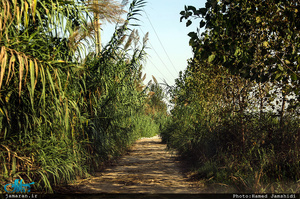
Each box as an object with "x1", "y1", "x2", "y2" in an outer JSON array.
[
  {"x1": 180, "y1": 0, "x2": 300, "y2": 119},
  {"x1": 145, "y1": 76, "x2": 167, "y2": 115}
]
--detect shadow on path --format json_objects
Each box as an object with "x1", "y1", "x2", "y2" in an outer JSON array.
[{"x1": 56, "y1": 136, "x2": 204, "y2": 194}]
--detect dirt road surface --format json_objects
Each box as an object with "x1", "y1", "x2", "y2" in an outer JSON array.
[{"x1": 57, "y1": 135, "x2": 204, "y2": 194}]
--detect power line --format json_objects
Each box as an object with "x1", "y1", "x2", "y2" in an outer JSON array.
[
  {"x1": 138, "y1": 27, "x2": 177, "y2": 80},
  {"x1": 147, "y1": 55, "x2": 172, "y2": 83},
  {"x1": 143, "y1": 8, "x2": 179, "y2": 75},
  {"x1": 137, "y1": 29, "x2": 173, "y2": 83}
]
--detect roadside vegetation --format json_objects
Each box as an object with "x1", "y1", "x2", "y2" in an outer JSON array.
[
  {"x1": 0, "y1": 0, "x2": 167, "y2": 193},
  {"x1": 161, "y1": 0, "x2": 300, "y2": 193}
]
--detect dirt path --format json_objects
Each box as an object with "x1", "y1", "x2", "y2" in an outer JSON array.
[{"x1": 58, "y1": 135, "x2": 204, "y2": 194}]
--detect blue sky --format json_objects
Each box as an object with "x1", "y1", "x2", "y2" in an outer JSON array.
[{"x1": 101, "y1": 0, "x2": 206, "y2": 86}]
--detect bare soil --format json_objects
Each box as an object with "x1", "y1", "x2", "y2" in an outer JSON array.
[{"x1": 56, "y1": 135, "x2": 204, "y2": 194}]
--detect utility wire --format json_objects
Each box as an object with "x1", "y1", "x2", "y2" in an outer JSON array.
[
  {"x1": 143, "y1": 8, "x2": 179, "y2": 75},
  {"x1": 137, "y1": 29, "x2": 173, "y2": 83},
  {"x1": 147, "y1": 55, "x2": 172, "y2": 83},
  {"x1": 138, "y1": 27, "x2": 176, "y2": 80}
]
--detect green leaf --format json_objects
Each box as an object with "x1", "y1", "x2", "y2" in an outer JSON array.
[
  {"x1": 186, "y1": 11, "x2": 193, "y2": 17},
  {"x1": 199, "y1": 8, "x2": 207, "y2": 16},
  {"x1": 234, "y1": 47, "x2": 241, "y2": 57},
  {"x1": 29, "y1": 60, "x2": 35, "y2": 98},
  {"x1": 187, "y1": 6, "x2": 196, "y2": 13},
  {"x1": 256, "y1": 16, "x2": 261, "y2": 23},
  {"x1": 291, "y1": 73, "x2": 297, "y2": 81},
  {"x1": 180, "y1": 16, "x2": 185, "y2": 22},
  {"x1": 186, "y1": 20, "x2": 192, "y2": 27},
  {"x1": 188, "y1": 32, "x2": 197, "y2": 39},
  {"x1": 205, "y1": 2, "x2": 211, "y2": 9},
  {"x1": 275, "y1": 72, "x2": 282, "y2": 80},
  {"x1": 200, "y1": 20, "x2": 206, "y2": 28},
  {"x1": 46, "y1": 67, "x2": 56, "y2": 97},
  {"x1": 208, "y1": 54, "x2": 215, "y2": 63},
  {"x1": 189, "y1": 39, "x2": 195, "y2": 47},
  {"x1": 263, "y1": 41, "x2": 269, "y2": 48}
]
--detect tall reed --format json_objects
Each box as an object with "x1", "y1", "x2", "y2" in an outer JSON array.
[{"x1": 0, "y1": 0, "x2": 169, "y2": 193}]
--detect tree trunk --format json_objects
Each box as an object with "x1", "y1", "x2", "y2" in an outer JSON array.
[
  {"x1": 280, "y1": 92, "x2": 286, "y2": 129},
  {"x1": 280, "y1": 90, "x2": 286, "y2": 145},
  {"x1": 94, "y1": 9, "x2": 101, "y2": 54},
  {"x1": 259, "y1": 82, "x2": 263, "y2": 119},
  {"x1": 97, "y1": 19, "x2": 102, "y2": 53}
]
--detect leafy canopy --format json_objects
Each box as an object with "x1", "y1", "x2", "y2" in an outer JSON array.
[{"x1": 180, "y1": 0, "x2": 300, "y2": 99}]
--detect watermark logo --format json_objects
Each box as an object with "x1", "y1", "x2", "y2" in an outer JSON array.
[{"x1": 4, "y1": 179, "x2": 35, "y2": 193}]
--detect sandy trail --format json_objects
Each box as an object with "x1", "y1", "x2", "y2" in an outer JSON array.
[{"x1": 57, "y1": 135, "x2": 203, "y2": 194}]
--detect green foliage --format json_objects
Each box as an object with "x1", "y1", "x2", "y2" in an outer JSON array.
[
  {"x1": 162, "y1": 96, "x2": 300, "y2": 192},
  {"x1": 181, "y1": 0, "x2": 300, "y2": 112},
  {"x1": 162, "y1": 1, "x2": 300, "y2": 192},
  {"x1": 132, "y1": 113, "x2": 159, "y2": 138},
  {"x1": 0, "y1": 0, "x2": 168, "y2": 193}
]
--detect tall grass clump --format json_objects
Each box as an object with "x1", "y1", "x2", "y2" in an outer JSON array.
[
  {"x1": 0, "y1": 0, "x2": 167, "y2": 193},
  {"x1": 0, "y1": 0, "x2": 92, "y2": 192}
]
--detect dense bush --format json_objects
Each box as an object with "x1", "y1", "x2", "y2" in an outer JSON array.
[
  {"x1": 160, "y1": 0, "x2": 300, "y2": 193},
  {"x1": 161, "y1": 103, "x2": 300, "y2": 193}
]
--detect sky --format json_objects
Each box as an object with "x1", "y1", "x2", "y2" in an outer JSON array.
[{"x1": 101, "y1": 0, "x2": 206, "y2": 86}]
